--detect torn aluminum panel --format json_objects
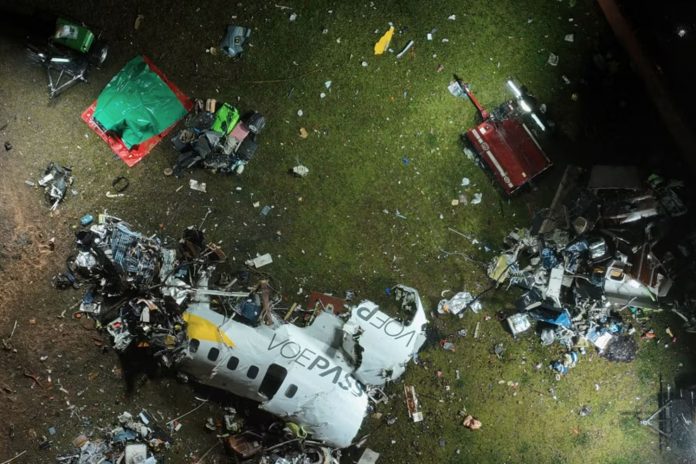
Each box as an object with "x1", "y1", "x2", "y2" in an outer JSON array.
[
  {"x1": 630, "y1": 243, "x2": 673, "y2": 298},
  {"x1": 342, "y1": 285, "x2": 428, "y2": 386},
  {"x1": 437, "y1": 291, "x2": 482, "y2": 316},
  {"x1": 602, "y1": 192, "x2": 660, "y2": 224},
  {"x1": 603, "y1": 260, "x2": 657, "y2": 308}
]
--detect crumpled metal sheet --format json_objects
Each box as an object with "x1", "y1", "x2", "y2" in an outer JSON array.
[
  {"x1": 345, "y1": 285, "x2": 428, "y2": 386},
  {"x1": 437, "y1": 291, "x2": 482, "y2": 315}
]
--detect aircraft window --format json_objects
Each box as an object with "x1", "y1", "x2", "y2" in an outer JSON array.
[
  {"x1": 227, "y1": 356, "x2": 239, "y2": 370},
  {"x1": 285, "y1": 384, "x2": 298, "y2": 399},
  {"x1": 259, "y1": 364, "x2": 288, "y2": 399},
  {"x1": 207, "y1": 347, "x2": 220, "y2": 361},
  {"x1": 189, "y1": 339, "x2": 200, "y2": 353},
  {"x1": 247, "y1": 365, "x2": 259, "y2": 379}
]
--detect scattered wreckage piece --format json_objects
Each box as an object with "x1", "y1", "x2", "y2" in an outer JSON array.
[
  {"x1": 357, "y1": 448, "x2": 380, "y2": 464},
  {"x1": 489, "y1": 166, "x2": 688, "y2": 373},
  {"x1": 223, "y1": 429, "x2": 341, "y2": 463},
  {"x1": 437, "y1": 291, "x2": 482, "y2": 316},
  {"x1": 220, "y1": 25, "x2": 251, "y2": 58},
  {"x1": 462, "y1": 414, "x2": 482, "y2": 431},
  {"x1": 57, "y1": 214, "x2": 429, "y2": 449},
  {"x1": 38, "y1": 162, "x2": 73, "y2": 210},
  {"x1": 641, "y1": 380, "x2": 696, "y2": 458},
  {"x1": 56, "y1": 410, "x2": 168, "y2": 463},
  {"x1": 404, "y1": 385, "x2": 423, "y2": 423},
  {"x1": 172, "y1": 100, "x2": 265, "y2": 176},
  {"x1": 26, "y1": 16, "x2": 108, "y2": 99}
]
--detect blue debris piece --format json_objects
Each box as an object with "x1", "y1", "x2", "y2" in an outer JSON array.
[
  {"x1": 112, "y1": 428, "x2": 138, "y2": 443},
  {"x1": 540, "y1": 248, "x2": 558, "y2": 269},
  {"x1": 80, "y1": 214, "x2": 94, "y2": 226},
  {"x1": 220, "y1": 25, "x2": 252, "y2": 58},
  {"x1": 563, "y1": 240, "x2": 588, "y2": 273},
  {"x1": 530, "y1": 308, "x2": 572, "y2": 329}
]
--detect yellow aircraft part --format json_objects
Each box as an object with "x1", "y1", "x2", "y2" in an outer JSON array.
[
  {"x1": 374, "y1": 26, "x2": 394, "y2": 55},
  {"x1": 183, "y1": 312, "x2": 235, "y2": 347}
]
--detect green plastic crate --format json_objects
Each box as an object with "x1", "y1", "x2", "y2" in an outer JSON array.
[
  {"x1": 211, "y1": 103, "x2": 240, "y2": 135},
  {"x1": 53, "y1": 18, "x2": 94, "y2": 53}
]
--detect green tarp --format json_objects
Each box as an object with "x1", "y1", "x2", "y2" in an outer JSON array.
[{"x1": 93, "y1": 56, "x2": 188, "y2": 149}]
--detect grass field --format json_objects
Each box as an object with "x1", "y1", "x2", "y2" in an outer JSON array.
[{"x1": 0, "y1": 0, "x2": 692, "y2": 462}]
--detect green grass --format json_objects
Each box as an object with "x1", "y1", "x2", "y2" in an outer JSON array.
[{"x1": 3, "y1": 0, "x2": 692, "y2": 462}]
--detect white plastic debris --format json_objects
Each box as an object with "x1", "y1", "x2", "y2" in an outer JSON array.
[
  {"x1": 448, "y1": 80, "x2": 466, "y2": 99},
  {"x1": 396, "y1": 40, "x2": 414, "y2": 59},
  {"x1": 461, "y1": 177, "x2": 470, "y2": 187},
  {"x1": 292, "y1": 165, "x2": 309, "y2": 177},
  {"x1": 564, "y1": 33, "x2": 574, "y2": 42},
  {"x1": 189, "y1": 179, "x2": 207, "y2": 193},
  {"x1": 124, "y1": 443, "x2": 148, "y2": 464},
  {"x1": 358, "y1": 448, "x2": 380, "y2": 464},
  {"x1": 324, "y1": 80, "x2": 332, "y2": 89},
  {"x1": 361, "y1": 60, "x2": 368, "y2": 67},
  {"x1": 297, "y1": 109, "x2": 304, "y2": 117},
  {"x1": 561, "y1": 75, "x2": 571, "y2": 84},
  {"x1": 547, "y1": 53, "x2": 559, "y2": 66},
  {"x1": 448, "y1": 14, "x2": 456, "y2": 20},
  {"x1": 471, "y1": 192, "x2": 483, "y2": 205},
  {"x1": 320, "y1": 92, "x2": 326, "y2": 99},
  {"x1": 289, "y1": 12, "x2": 297, "y2": 21},
  {"x1": 134, "y1": 14, "x2": 144, "y2": 30},
  {"x1": 427, "y1": 33, "x2": 433, "y2": 41},
  {"x1": 246, "y1": 253, "x2": 273, "y2": 268}
]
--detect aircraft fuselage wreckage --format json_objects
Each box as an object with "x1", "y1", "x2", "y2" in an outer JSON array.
[{"x1": 61, "y1": 215, "x2": 429, "y2": 448}]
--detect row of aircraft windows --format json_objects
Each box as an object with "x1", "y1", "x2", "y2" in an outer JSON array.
[{"x1": 189, "y1": 339, "x2": 297, "y2": 399}]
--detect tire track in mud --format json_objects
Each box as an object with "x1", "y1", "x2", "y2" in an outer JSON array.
[{"x1": 0, "y1": 162, "x2": 62, "y2": 326}]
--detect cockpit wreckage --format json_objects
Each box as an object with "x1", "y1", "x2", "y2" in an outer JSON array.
[
  {"x1": 489, "y1": 166, "x2": 690, "y2": 374},
  {"x1": 55, "y1": 214, "x2": 429, "y2": 450}
]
